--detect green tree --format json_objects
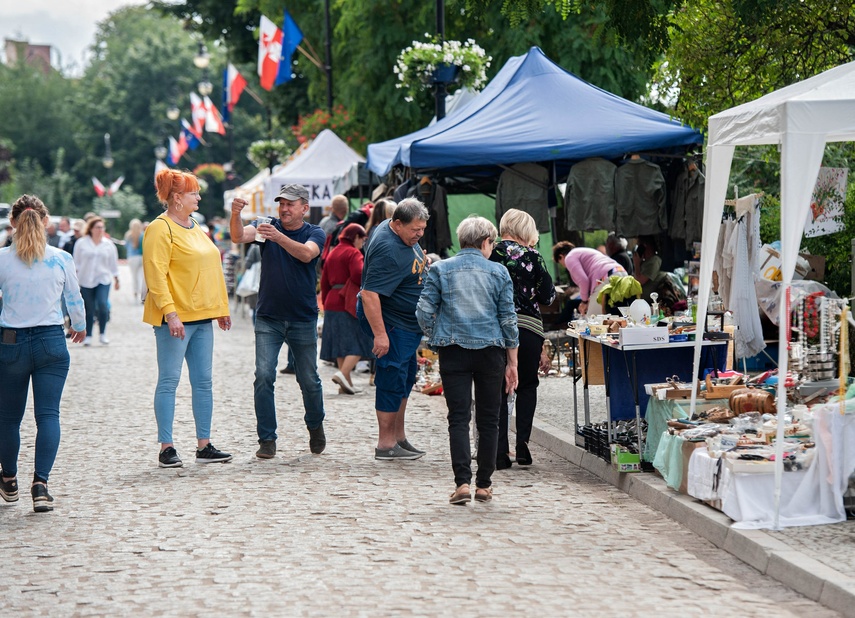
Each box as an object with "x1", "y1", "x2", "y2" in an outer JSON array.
[
  {"x1": 662, "y1": 0, "x2": 855, "y2": 130},
  {"x1": 77, "y1": 6, "x2": 271, "y2": 220}
]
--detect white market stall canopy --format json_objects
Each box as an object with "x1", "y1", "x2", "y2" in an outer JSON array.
[
  {"x1": 263, "y1": 129, "x2": 365, "y2": 212},
  {"x1": 691, "y1": 59, "x2": 855, "y2": 529},
  {"x1": 223, "y1": 167, "x2": 271, "y2": 219}
]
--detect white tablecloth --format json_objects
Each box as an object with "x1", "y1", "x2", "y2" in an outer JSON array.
[{"x1": 686, "y1": 403, "x2": 855, "y2": 529}]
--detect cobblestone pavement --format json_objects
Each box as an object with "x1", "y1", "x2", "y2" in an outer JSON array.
[{"x1": 0, "y1": 265, "x2": 840, "y2": 616}]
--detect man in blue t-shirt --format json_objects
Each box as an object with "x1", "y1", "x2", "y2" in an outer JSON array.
[
  {"x1": 229, "y1": 184, "x2": 327, "y2": 460},
  {"x1": 359, "y1": 197, "x2": 429, "y2": 461}
]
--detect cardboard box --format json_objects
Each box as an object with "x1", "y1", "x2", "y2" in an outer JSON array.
[
  {"x1": 800, "y1": 253, "x2": 825, "y2": 282},
  {"x1": 610, "y1": 444, "x2": 641, "y2": 472},
  {"x1": 619, "y1": 326, "x2": 669, "y2": 347}
]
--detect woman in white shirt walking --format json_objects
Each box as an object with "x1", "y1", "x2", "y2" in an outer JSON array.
[
  {"x1": 73, "y1": 216, "x2": 119, "y2": 345},
  {"x1": 0, "y1": 194, "x2": 86, "y2": 512}
]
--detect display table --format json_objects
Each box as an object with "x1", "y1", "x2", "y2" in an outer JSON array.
[
  {"x1": 656, "y1": 403, "x2": 855, "y2": 529},
  {"x1": 575, "y1": 333, "x2": 727, "y2": 456}
]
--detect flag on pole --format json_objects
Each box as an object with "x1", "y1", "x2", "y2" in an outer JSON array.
[
  {"x1": 275, "y1": 9, "x2": 303, "y2": 86},
  {"x1": 155, "y1": 159, "x2": 169, "y2": 179},
  {"x1": 203, "y1": 96, "x2": 226, "y2": 135},
  {"x1": 92, "y1": 177, "x2": 106, "y2": 197},
  {"x1": 181, "y1": 119, "x2": 202, "y2": 150},
  {"x1": 190, "y1": 92, "x2": 207, "y2": 135},
  {"x1": 223, "y1": 63, "x2": 247, "y2": 123},
  {"x1": 258, "y1": 15, "x2": 283, "y2": 91},
  {"x1": 108, "y1": 176, "x2": 125, "y2": 196},
  {"x1": 167, "y1": 136, "x2": 184, "y2": 165}
]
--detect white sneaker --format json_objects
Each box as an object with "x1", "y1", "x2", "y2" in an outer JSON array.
[
  {"x1": 332, "y1": 371, "x2": 355, "y2": 395},
  {"x1": 355, "y1": 360, "x2": 371, "y2": 373},
  {"x1": 83, "y1": 336, "x2": 92, "y2": 346},
  {"x1": 99, "y1": 334, "x2": 110, "y2": 345}
]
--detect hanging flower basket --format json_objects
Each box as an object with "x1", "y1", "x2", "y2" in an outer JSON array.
[{"x1": 394, "y1": 37, "x2": 491, "y2": 103}]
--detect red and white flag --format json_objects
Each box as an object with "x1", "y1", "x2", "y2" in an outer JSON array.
[
  {"x1": 108, "y1": 176, "x2": 125, "y2": 196},
  {"x1": 225, "y1": 63, "x2": 247, "y2": 112},
  {"x1": 258, "y1": 15, "x2": 283, "y2": 91},
  {"x1": 190, "y1": 92, "x2": 207, "y2": 136},
  {"x1": 167, "y1": 135, "x2": 185, "y2": 165},
  {"x1": 92, "y1": 177, "x2": 106, "y2": 197},
  {"x1": 203, "y1": 96, "x2": 226, "y2": 135}
]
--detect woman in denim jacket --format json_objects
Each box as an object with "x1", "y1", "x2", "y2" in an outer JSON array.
[{"x1": 416, "y1": 216, "x2": 519, "y2": 505}]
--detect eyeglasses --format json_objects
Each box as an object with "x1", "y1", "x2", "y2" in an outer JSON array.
[
  {"x1": 92, "y1": 225, "x2": 105, "y2": 229},
  {"x1": 184, "y1": 191, "x2": 201, "y2": 198}
]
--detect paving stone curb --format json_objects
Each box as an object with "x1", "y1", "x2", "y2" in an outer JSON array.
[{"x1": 524, "y1": 415, "x2": 855, "y2": 617}]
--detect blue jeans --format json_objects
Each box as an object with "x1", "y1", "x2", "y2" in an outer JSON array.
[
  {"x1": 254, "y1": 316, "x2": 324, "y2": 441},
  {"x1": 0, "y1": 325, "x2": 69, "y2": 481},
  {"x1": 81, "y1": 283, "x2": 111, "y2": 336},
  {"x1": 153, "y1": 322, "x2": 214, "y2": 444}
]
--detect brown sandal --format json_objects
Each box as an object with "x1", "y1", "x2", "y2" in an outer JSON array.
[
  {"x1": 474, "y1": 487, "x2": 493, "y2": 502},
  {"x1": 449, "y1": 484, "x2": 471, "y2": 505}
]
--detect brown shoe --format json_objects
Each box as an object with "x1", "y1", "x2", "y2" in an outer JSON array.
[
  {"x1": 474, "y1": 487, "x2": 493, "y2": 503},
  {"x1": 449, "y1": 484, "x2": 471, "y2": 505}
]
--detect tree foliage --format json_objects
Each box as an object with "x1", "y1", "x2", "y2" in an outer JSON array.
[{"x1": 663, "y1": 0, "x2": 855, "y2": 130}]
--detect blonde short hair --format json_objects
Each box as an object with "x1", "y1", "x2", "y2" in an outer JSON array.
[{"x1": 499, "y1": 208, "x2": 538, "y2": 246}]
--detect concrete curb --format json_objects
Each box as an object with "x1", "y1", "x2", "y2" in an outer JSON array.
[{"x1": 525, "y1": 416, "x2": 855, "y2": 617}]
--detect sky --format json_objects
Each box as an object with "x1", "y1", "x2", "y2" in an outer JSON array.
[{"x1": 1, "y1": 1, "x2": 148, "y2": 75}]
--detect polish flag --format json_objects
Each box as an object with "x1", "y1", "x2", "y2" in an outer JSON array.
[
  {"x1": 92, "y1": 177, "x2": 106, "y2": 197},
  {"x1": 224, "y1": 64, "x2": 247, "y2": 112},
  {"x1": 108, "y1": 176, "x2": 125, "y2": 196},
  {"x1": 190, "y1": 92, "x2": 207, "y2": 135},
  {"x1": 167, "y1": 136, "x2": 184, "y2": 166},
  {"x1": 203, "y1": 96, "x2": 226, "y2": 135},
  {"x1": 258, "y1": 15, "x2": 282, "y2": 91}
]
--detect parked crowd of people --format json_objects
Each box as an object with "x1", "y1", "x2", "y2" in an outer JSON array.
[{"x1": 0, "y1": 179, "x2": 578, "y2": 511}]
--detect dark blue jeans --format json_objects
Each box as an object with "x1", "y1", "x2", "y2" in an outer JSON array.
[
  {"x1": 80, "y1": 283, "x2": 111, "y2": 336},
  {"x1": 0, "y1": 325, "x2": 69, "y2": 481},
  {"x1": 438, "y1": 345, "x2": 505, "y2": 489},
  {"x1": 254, "y1": 316, "x2": 324, "y2": 441}
]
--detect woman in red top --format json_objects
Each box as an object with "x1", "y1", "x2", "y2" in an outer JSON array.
[{"x1": 320, "y1": 223, "x2": 374, "y2": 394}]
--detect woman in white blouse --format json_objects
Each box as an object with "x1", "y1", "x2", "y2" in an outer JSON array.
[
  {"x1": 0, "y1": 194, "x2": 86, "y2": 512},
  {"x1": 73, "y1": 217, "x2": 119, "y2": 345}
]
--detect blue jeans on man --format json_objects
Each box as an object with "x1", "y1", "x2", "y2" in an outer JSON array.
[
  {"x1": 0, "y1": 326, "x2": 69, "y2": 482},
  {"x1": 254, "y1": 316, "x2": 324, "y2": 441}
]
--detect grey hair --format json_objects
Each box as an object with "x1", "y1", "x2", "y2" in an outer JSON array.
[
  {"x1": 456, "y1": 215, "x2": 497, "y2": 249},
  {"x1": 606, "y1": 232, "x2": 627, "y2": 250},
  {"x1": 392, "y1": 197, "x2": 430, "y2": 224}
]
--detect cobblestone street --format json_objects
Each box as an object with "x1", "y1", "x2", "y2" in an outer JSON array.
[{"x1": 0, "y1": 264, "x2": 839, "y2": 616}]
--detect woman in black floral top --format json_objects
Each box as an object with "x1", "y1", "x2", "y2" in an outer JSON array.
[{"x1": 489, "y1": 209, "x2": 556, "y2": 468}]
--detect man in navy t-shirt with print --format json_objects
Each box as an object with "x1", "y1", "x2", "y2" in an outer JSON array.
[
  {"x1": 229, "y1": 184, "x2": 327, "y2": 460},
  {"x1": 359, "y1": 197, "x2": 429, "y2": 460}
]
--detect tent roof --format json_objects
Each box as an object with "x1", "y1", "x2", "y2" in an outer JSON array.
[
  {"x1": 367, "y1": 47, "x2": 702, "y2": 175},
  {"x1": 708, "y1": 59, "x2": 855, "y2": 147},
  {"x1": 271, "y1": 128, "x2": 365, "y2": 181}
]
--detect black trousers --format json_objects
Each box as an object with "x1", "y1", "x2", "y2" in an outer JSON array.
[
  {"x1": 499, "y1": 328, "x2": 542, "y2": 456},
  {"x1": 438, "y1": 345, "x2": 505, "y2": 489}
]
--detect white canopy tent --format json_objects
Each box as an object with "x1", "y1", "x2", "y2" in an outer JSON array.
[
  {"x1": 263, "y1": 129, "x2": 365, "y2": 213},
  {"x1": 690, "y1": 60, "x2": 855, "y2": 528}
]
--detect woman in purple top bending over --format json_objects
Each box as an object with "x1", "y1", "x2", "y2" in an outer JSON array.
[{"x1": 552, "y1": 241, "x2": 627, "y2": 316}]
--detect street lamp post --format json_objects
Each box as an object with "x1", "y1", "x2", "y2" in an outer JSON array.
[
  {"x1": 102, "y1": 133, "x2": 114, "y2": 184},
  {"x1": 194, "y1": 42, "x2": 213, "y2": 97}
]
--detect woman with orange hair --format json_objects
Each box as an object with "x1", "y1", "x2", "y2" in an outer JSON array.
[
  {"x1": 143, "y1": 169, "x2": 233, "y2": 469},
  {"x1": 0, "y1": 194, "x2": 86, "y2": 512}
]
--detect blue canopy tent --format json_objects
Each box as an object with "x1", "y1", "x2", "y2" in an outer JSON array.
[{"x1": 367, "y1": 47, "x2": 703, "y2": 175}]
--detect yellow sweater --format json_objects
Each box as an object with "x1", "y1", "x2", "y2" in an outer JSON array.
[{"x1": 142, "y1": 214, "x2": 229, "y2": 326}]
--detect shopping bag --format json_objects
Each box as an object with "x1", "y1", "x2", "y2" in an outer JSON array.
[{"x1": 235, "y1": 262, "x2": 261, "y2": 298}]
